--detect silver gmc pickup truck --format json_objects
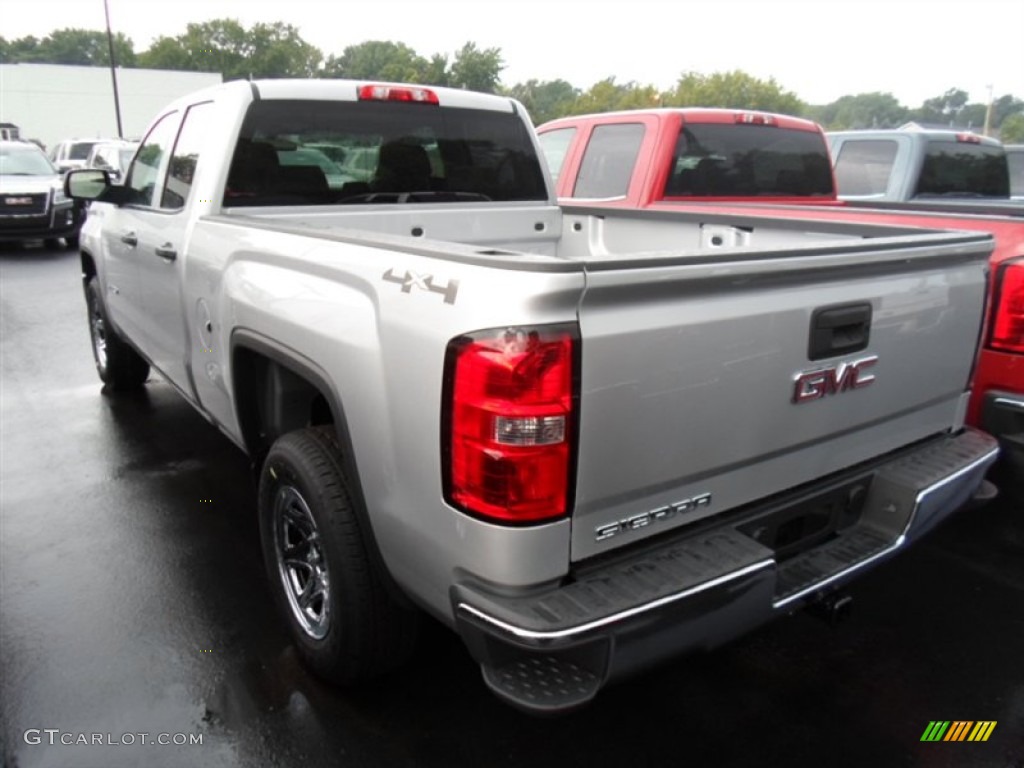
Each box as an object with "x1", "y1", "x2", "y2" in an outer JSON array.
[{"x1": 66, "y1": 79, "x2": 999, "y2": 714}]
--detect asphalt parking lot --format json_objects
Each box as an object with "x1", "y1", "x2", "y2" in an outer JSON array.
[{"x1": 1, "y1": 241, "x2": 1022, "y2": 768}]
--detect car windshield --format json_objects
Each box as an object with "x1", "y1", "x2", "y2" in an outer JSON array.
[
  {"x1": 225, "y1": 98, "x2": 548, "y2": 206},
  {"x1": 0, "y1": 146, "x2": 56, "y2": 176}
]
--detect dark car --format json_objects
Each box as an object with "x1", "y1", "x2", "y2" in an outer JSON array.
[{"x1": 0, "y1": 141, "x2": 83, "y2": 247}]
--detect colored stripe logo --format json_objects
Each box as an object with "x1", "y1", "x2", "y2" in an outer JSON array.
[{"x1": 920, "y1": 721, "x2": 997, "y2": 742}]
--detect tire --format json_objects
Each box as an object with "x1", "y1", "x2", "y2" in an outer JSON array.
[
  {"x1": 258, "y1": 426, "x2": 419, "y2": 684},
  {"x1": 84, "y1": 276, "x2": 150, "y2": 390},
  {"x1": 65, "y1": 235, "x2": 80, "y2": 249}
]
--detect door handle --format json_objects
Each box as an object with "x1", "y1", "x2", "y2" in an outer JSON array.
[
  {"x1": 120, "y1": 232, "x2": 138, "y2": 247},
  {"x1": 154, "y1": 243, "x2": 177, "y2": 261}
]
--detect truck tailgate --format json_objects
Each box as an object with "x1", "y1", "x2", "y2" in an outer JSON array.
[{"x1": 571, "y1": 230, "x2": 992, "y2": 561}]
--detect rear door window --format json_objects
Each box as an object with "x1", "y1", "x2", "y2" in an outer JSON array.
[
  {"x1": 573, "y1": 123, "x2": 643, "y2": 199},
  {"x1": 162, "y1": 102, "x2": 214, "y2": 210},
  {"x1": 834, "y1": 140, "x2": 899, "y2": 197},
  {"x1": 537, "y1": 127, "x2": 576, "y2": 186}
]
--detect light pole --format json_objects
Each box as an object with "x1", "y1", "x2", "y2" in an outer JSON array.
[
  {"x1": 983, "y1": 84, "x2": 994, "y2": 138},
  {"x1": 103, "y1": 0, "x2": 124, "y2": 139}
]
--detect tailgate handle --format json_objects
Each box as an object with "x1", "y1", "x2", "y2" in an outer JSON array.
[{"x1": 809, "y1": 303, "x2": 872, "y2": 360}]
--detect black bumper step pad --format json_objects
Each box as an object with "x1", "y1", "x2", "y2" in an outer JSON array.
[
  {"x1": 482, "y1": 655, "x2": 602, "y2": 714},
  {"x1": 775, "y1": 526, "x2": 892, "y2": 601}
]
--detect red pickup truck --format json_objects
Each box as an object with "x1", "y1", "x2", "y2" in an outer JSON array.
[
  {"x1": 537, "y1": 110, "x2": 1022, "y2": 497},
  {"x1": 537, "y1": 108, "x2": 838, "y2": 206}
]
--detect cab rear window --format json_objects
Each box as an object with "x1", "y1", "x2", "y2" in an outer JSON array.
[
  {"x1": 225, "y1": 99, "x2": 548, "y2": 206},
  {"x1": 662, "y1": 123, "x2": 834, "y2": 198},
  {"x1": 915, "y1": 141, "x2": 1010, "y2": 198}
]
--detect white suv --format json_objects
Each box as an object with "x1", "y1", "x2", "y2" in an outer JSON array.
[
  {"x1": 86, "y1": 140, "x2": 139, "y2": 182},
  {"x1": 49, "y1": 138, "x2": 104, "y2": 174}
]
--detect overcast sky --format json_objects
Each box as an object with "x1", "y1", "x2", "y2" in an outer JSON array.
[{"x1": 5, "y1": 0, "x2": 1023, "y2": 107}]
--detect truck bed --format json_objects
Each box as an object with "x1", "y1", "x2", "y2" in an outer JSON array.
[{"x1": 204, "y1": 203, "x2": 992, "y2": 562}]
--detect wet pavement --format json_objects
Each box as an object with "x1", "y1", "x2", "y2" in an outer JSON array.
[{"x1": 1, "y1": 241, "x2": 1022, "y2": 768}]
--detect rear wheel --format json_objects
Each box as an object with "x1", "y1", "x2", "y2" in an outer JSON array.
[
  {"x1": 258, "y1": 426, "x2": 419, "y2": 684},
  {"x1": 85, "y1": 276, "x2": 149, "y2": 390}
]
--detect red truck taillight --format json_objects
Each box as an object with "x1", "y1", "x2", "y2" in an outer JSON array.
[
  {"x1": 443, "y1": 325, "x2": 579, "y2": 524},
  {"x1": 990, "y1": 258, "x2": 1024, "y2": 354}
]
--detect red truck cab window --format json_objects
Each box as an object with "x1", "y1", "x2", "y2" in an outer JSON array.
[{"x1": 662, "y1": 123, "x2": 834, "y2": 199}]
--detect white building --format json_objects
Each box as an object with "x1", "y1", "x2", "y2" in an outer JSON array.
[{"x1": 0, "y1": 63, "x2": 222, "y2": 151}]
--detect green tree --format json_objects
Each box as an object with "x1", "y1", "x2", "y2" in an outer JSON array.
[
  {"x1": 138, "y1": 36, "x2": 193, "y2": 71},
  {"x1": 9, "y1": 35, "x2": 44, "y2": 61},
  {"x1": 139, "y1": 19, "x2": 320, "y2": 79},
  {"x1": 246, "y1": 22, "x2": 321, "y2": 77},
  {"x1": 992, "y1": 95, "x2": 1024, "y2": 129},
  {"x1": 912, "y1": 87, "x2": 970, "y2": 125},
  {"x1": 42, "y1": 28, "x2": 136, "y2": 66},
  {"x1": 1000, "y1": 113, "x2": 1024, "y2": 143},
  {"x1": 448, "y1": 42, "x2": 503, "y2": 93},
  {"x1": 322, "y1": 40, "x2": 427, "y2": 82},
  {"x1": 809, "y1": 92, "x2": 909, "y2": 129},
  {"x1": 663, "y1": 70, "x2": 803, "y2": 114},
  {"x1": 567, "y1": 78, "x2": 660, "y2": 115},
  {"x1": 957, "y1": 103, "x2": 988, "y2": 132},
  {"x1": 422, "y1": 53, "x2": 451, "y2": 87},
  {"x1": 0, "y1": 29, "x2": 135, "y2": 66},
  {"x1": 505, "y1": 79, "x2": 579, "y2": 124}
]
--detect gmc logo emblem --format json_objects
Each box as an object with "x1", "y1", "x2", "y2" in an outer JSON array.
[{"x1": 792, "y1": 355, "x2": 878, "y2": 404}]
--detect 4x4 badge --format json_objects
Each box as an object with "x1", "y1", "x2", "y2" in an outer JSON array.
[{"x1": 382, "y1": 268, "x2": 459, "y2": 305}]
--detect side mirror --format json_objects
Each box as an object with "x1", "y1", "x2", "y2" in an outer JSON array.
[{"x1": 65, "y1": 168, "x2": 125, "y2": 203}]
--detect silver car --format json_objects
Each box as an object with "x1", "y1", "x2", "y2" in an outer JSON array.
[{"x1": 0, "y1": 140, "x2": 82, "y2": 247}]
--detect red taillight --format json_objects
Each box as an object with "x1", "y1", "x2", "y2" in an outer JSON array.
[
  {"x1": 990, "y1": 258, "x2": 1024, "y2": 354},
  {"x1": 735, "y1": 112, "x2": 776, "y2": 126},
  {"x1": 357, "y1": 84, "x2": 439, "y2": 105},
  {"x1": 443, "y1": 325, "x2": 578, "y2": 523},
  {"x1": 956, "y1": 132, "x2": 982, "y2": 144}
]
